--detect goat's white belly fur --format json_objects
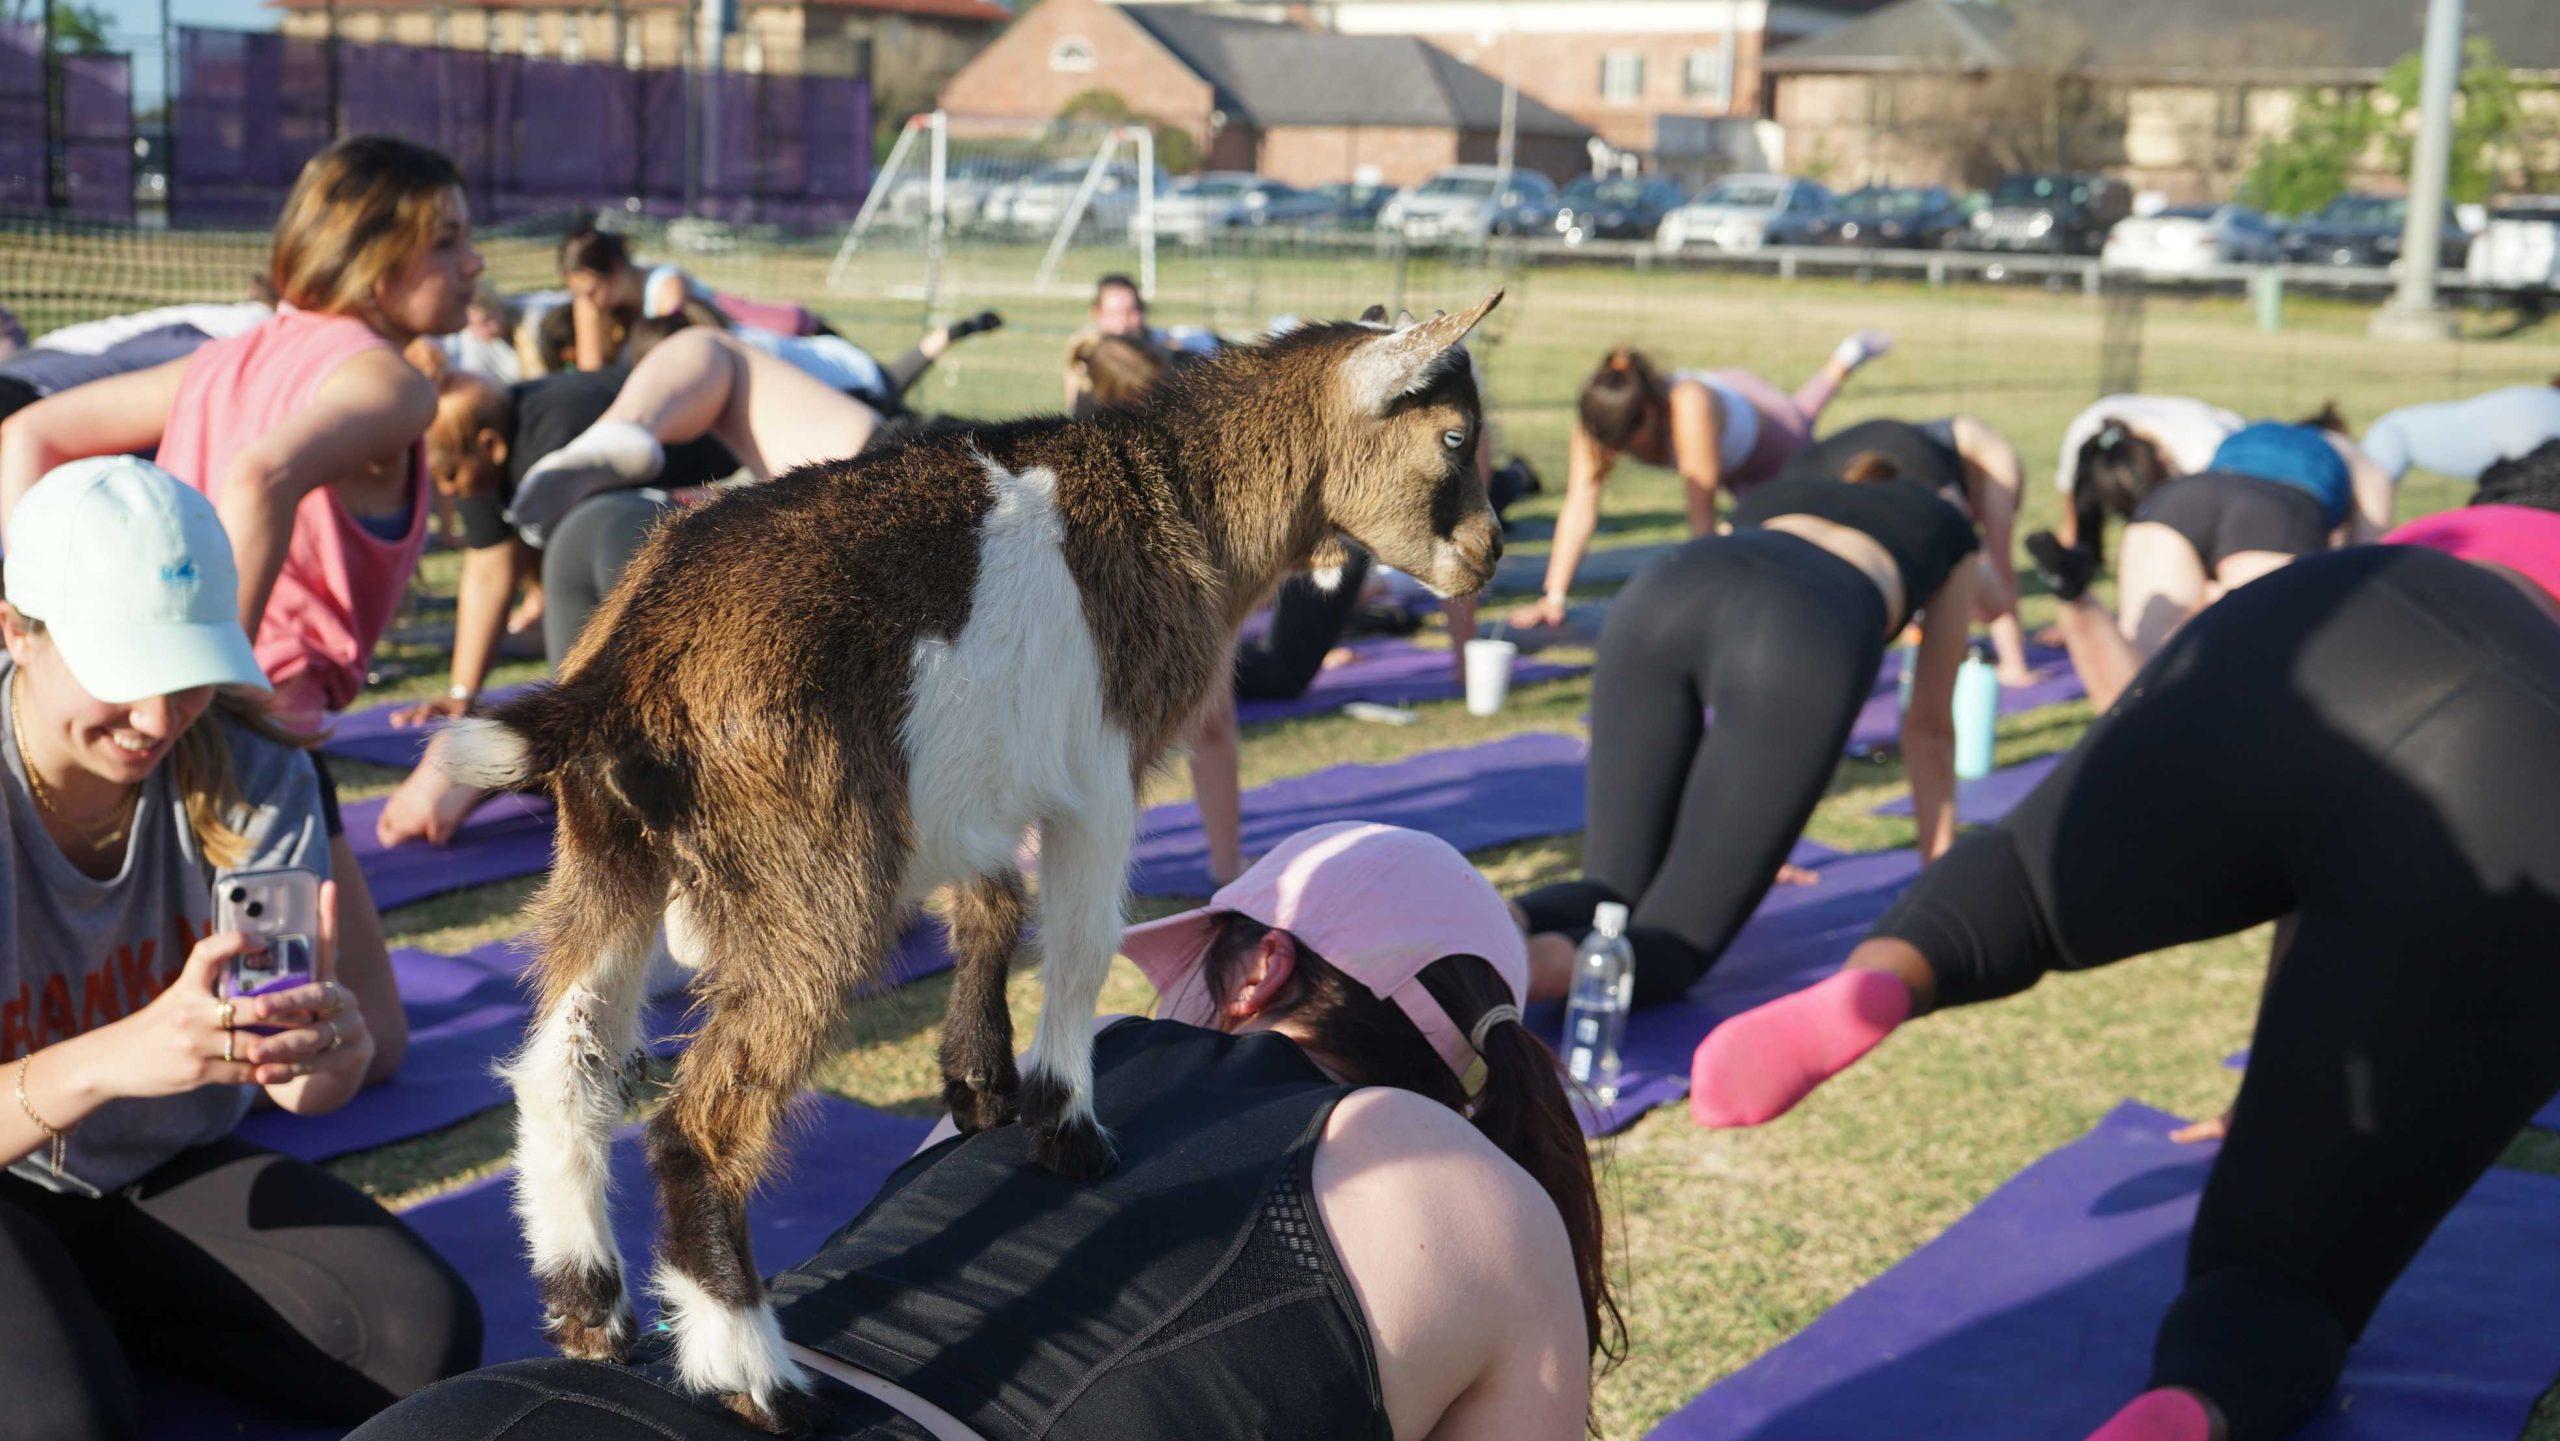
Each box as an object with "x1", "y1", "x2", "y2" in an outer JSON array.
[{"x1": 898, "y1": 458, "x2": 1120, "y2": 901}]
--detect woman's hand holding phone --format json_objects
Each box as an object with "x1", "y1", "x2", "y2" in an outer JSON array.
[{"x1": 245, "y1": 879, "x2": 373, "y2": 1115}]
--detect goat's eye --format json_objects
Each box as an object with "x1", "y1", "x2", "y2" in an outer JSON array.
[{"x1": 1442, "y1": 429, "x2": 1467, "y2": 450}]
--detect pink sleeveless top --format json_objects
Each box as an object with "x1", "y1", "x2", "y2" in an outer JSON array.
[
  {"x1": 2387, "y1": 505, "x2": 2560, "y2": 608},
  {"x1": 155, "y1": 307, "x2": 429, "y2": 727}
]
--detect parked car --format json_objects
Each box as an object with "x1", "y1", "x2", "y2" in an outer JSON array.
[
  {"x1": 1377, "y1": 167, "x2": 1563, "y2": 244},
  {"x1": 2101, "y1": 204, "x2": 2284, "y2": 274},
  {"x1": 2468, "y1": 197, "x2": 2560, "y2": 289},
  {"x1": 2280, "y1": 193, "x2": 2471, "y2": 270},
  {"x1": 1303, "y1": 181, "x2": 1396, "y2": 231},
  {"x1": 1822, "y1": 184, "x2": 1967, "y2": 249},
  {"x1": 873, "y1": 158, "x2": 1010, "y2": 231},
  {"x1": 978, "y1": 160, "x2": 1164, "y2": 237},
  {"x1": 1551, "y1": 175, "x2": 1687, "y2": 245},
  {"x1": 1655, "y1": 174, "x2": 1839, "y2": 253},
  {"x1": 1150, "y1": 173, "x2": 1331, "y2": 243},
  {"x1": 1959, "y1": 172, "x2": 2131, "y2": 255}
]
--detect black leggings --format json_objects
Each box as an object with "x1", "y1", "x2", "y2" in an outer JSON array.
[
  {"x1": 0, "y1": 1134, "x2": 483, "y2": 1440},
  {"x1": 1876, "y1": 545, "x2": 2560, "y2": 1441},
  {"x1": 1236, "y1": 548, "x2": 1374, "y2": 701},
  {"x1": 541, "y1": 489, "x2": 676, "y2": 667},
  {"x1": 1518, "y1": 531, "x2": 1887, "y2": 1007}
]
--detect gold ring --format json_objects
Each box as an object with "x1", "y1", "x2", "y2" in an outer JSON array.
[
  {"x1": 216, "y1": 998, "x2": 235, "y2": 1031},
  {"x1": 223, "y1": 1030, "x2": 237, "y2": 1064},
  {"x1": 324, "y1": 1018, "x2": 343, "y2": 1053}
]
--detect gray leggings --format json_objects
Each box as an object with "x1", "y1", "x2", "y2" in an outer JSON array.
[{"x1": 541, "y1": 490, "x2": 676, "y2": 666}]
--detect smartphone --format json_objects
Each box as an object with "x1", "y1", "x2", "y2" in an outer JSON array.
[{"x1": 214, "y1": 868, "x2": 321, "y2": 1001}]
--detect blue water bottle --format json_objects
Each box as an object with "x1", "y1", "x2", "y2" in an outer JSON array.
[{"x1": 1954, "y1": 640, "x2": 1999, "y2": 780}]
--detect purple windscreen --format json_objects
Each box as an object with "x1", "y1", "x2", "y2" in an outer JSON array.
[{"x1": 0, "y1": 25, "x2": 134, "y2": 222}]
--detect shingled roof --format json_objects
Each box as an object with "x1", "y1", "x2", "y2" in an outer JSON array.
[
  {"x1": 1122, "y1": 6, "x2": 1591, "y2": 137},
  {"x1": 1768, "y1": 0, "x2": 2560, "y2": 80}
]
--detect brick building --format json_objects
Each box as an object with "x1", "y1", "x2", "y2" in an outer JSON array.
[
  {"x1": 1109, "y1": 0, "x2": 1893, "y2": 175},
  {"x1": 272, "y1": 0, "x2": 1006, "y2": 119},
  {"x1": 937, "y1": 0, "x2": 1596, "y2": 186}
]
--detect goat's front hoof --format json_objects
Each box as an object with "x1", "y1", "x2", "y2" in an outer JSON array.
[
  {"x1": 943, "y1": 1056, "x2": 1021, "y2": 1134},
  {"x1": 1034, "y1": 1112, "x2": 1117, "y2": 1181},
  {"x1": 540, "y1": 1269, "x2": 635, "y2": 1363},
  {"x1": 721, "y1": 1383, "x2": 822, "y2": 1436}
]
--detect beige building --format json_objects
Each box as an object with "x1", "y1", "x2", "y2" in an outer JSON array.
[
  {"x1": 271, "y1": 0, "x2": 1007, "y2": 119},
  {"x1": 1764, "y1": 0, "x2": 2560, "y2": 200}
]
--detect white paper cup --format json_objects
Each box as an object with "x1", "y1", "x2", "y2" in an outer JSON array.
[{"x1": 1463, "y1": 638, "x2": 1519, "y2": 716}]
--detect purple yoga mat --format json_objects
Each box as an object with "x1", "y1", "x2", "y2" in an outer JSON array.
[
  {"x1": 345, "y1": 790, "x2": 559, "y2": 912},
  {"x1": 1871, "y1": 751, "x2": 2066, "y2": 822},
  {"x1": 1129, "y1": 731, "x2": 1589, "y2": 898},
  {"x1": 1547, "y1": 842, "x2": 1924, "y2": 1137},
  {"x1": 234, "y1": 922, "x2": 956, "y2": 1163},
  {"x1": 1236, "y1": 639, "x2": 1584, "y2": 725},
  {"x1": 322, "y1": 682, "x2": 539, "y2": 770},
  {"x1": 1654, "y1": 1101, "x2": 2560, "y2": 1441},
  {"x1": 1844, "y1": 644, "x2": 2085, "y2": 756},
  {"x1": 144, "y1": 1094, "x2": 935, "y2": 1440}
]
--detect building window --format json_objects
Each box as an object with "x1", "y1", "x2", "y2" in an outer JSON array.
[
  {"x1": 1600, "y1": 50, "x2": 1644, "y2": 105},
  {"x1": 1050, "y1": 35, "x2": 1096, "y2": 73},
  {"x1": 562, "y1": 26, "x2": 585, "y2": 63},
  {"x1": 1683, "y1": 49, "x2": 1727, "y2": 106}
]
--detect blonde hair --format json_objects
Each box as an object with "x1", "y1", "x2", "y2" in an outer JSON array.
[{"x1": 268, "y1": 135, "x2": 465, "y2": 317}]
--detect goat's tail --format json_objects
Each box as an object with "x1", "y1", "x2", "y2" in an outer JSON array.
[{"x1": 438, "y1": 683, "x2": 597, "y2": 792}]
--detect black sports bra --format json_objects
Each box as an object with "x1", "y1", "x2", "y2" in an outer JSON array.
[
  {"x1": 767, "y1": 1021, "x2": 1389, "y2": 1441},
  {"x1": 1733, "y1": 462, "x2": 1979, "y2": 627}
]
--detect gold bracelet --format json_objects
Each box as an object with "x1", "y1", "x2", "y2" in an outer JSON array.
[{"x1": 15, "y1": 1053, "x2": 69, "y2": 1177}]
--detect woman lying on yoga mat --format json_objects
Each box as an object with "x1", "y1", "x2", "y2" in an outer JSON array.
[
  {"x1": 351, "y1": 823, "x2": 1617, "y2": 1441},
  {"x1": 2027, "y1": 415, "x2": 2390, "y2": 710},
  {"x1": 0, "y1": 459, "x2": 479, "y2": 1441},
  {"x1": 0, "y1": 134, "x2": 489, "y2": 1072},
  {"x1": 1693, "y1": 456, "x2": 2560, "y2": 1441},
  {"x1": 1505, "y1": 333, "x2": 1891, "y2": 632},
  {"x1": 2050, "y1": 394, "x2": 2244, "y2": 561},
  {"x1": 1512, "y1": 424, "x2": 1987, "y2": 1007}
]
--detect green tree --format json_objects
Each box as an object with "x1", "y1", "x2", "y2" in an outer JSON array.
[
  {"x1": 2376, "y1": 38, "x2": 2523, "y2": 204},
  {"x1": 46, "y1": 0, "x2": 114, "y2": 53},
  {"x1": 1057, "y1": 87, "x2": 1199, "y2": 175},
  {"x1": 2240, "y1": 87, "x2": 2375, "y2": 216}
]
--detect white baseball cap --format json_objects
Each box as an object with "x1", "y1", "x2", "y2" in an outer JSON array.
[{"x1": 4, "y1": 456, "x2": 269, "y2": 703}]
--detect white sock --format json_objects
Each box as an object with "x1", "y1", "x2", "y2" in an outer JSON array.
[
  {"x1": 1832, "y1": 329, "x2": 1893, "y2": 371},
  {"x1": 528, "y1": 419, "x2": 665, "y2": 486}
]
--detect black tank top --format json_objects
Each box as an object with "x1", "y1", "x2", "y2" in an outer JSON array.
[
  {"x1": 1732, "y1": 450, "x2": 1979, "y2": 627},
  {"x1": 768, "y1": 1021, "x2": 1389, "y2": 1441}
]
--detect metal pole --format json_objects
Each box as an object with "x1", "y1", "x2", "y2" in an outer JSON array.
[
  {"x1": 2372, "y1": 0, "x2": 2465, "y2": 340},
  {"x1": 159, "y1": 0, "x2": 173, "y2": 214},
  {"x1": 40, "y1": 0, "x2": 63, "y2": 210},
  {"x1": 324, "y1": 0, "x2": 341, "y2": 138}
]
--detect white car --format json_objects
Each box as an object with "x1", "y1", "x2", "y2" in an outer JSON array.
[
  {"x1": 1149, "y1": 173, "x2": 1327, "y2": 244},
  {"x1": 1377, "y1": 166, "x2": 1560, "y2": 245},
  {"x1": 2100, "y1": 205, "x2": 2282, "y2": 274},
  {"x1": 1656, "y1": 174, "x2": 1838, "y2": 253},
  {"x1": 979, "y1": 160, "x2": 1163, "y2": 237}
]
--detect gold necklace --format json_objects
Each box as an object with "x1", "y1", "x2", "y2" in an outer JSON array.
[{"x1": 9, "y1": 681, "x2": 136, "y2": 853}]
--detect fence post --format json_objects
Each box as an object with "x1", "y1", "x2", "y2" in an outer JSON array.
[
  {"x1": 2251, "y1": 267, "x2": 2284, "y2": 333},
  {"x1": 40, "y1": 0, "x2": 65, "y2": 210}
]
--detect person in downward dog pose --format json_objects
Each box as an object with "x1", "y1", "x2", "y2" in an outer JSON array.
[
  {"x1": 2360, "y1": 380, "x2": 2560, "y2": 486},
  {"x1": 350, "y1": 823, "x2": 1618, "y2": 1441},
  {"x1": 1513, "y1": 425, "x2": 1984, "y2": 1006},
  {"x1": 2027, "y1": 416, "x2": 2389, "y2": 710},
  {"x1": 2048, "y1": 394, "x2": 2245, "y2": 563},
  {"x1": 435, "y1": 301, "x2": 1507, "y2": 1429},
  {"x1": 1692, "y1": 454, "x2": 2560, "y2": 1441},
  {"x1": 1507, "y1": 333, "x2": 1892, "y2": 630}
]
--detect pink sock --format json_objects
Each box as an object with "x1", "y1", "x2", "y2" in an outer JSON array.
[
  {"x1": 1689, "y1": 969, "x2": 1911, "y2": 1128},
  {"x1": 2086, "y1": 1389, "x2": 2214, "y2": 1441}
]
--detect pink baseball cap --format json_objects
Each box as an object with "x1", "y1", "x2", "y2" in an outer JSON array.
[{"x1": 1121, "y1": 822, "x2": 1528, "y2": 1086}]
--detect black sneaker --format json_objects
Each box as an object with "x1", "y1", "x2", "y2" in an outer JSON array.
[
  {"x1": 2024, "y1": 531, "x2": 2097, "y2": 603},
  {"x1": 947, "y1": 310, "x2": 1004, "y2": 342}
]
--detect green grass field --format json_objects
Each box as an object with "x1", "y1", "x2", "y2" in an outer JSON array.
[{"x1": 14, "y1": 223, "x2": 2560, "y2": 1435}]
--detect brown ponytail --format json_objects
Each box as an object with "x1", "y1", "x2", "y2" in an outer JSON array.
[
  {"x1": 1198, "y1": 917, "x2": 1627, "y2": 1371},
  {"x1": 2071, "y1": 422, "x2": 2170, "y2": 568},
  {"x1": 1578, "y1": 346, "x2": 1664, "y2": 451},
  {"x1": 1839, "y1": 450, "x2": 1900, "y2": 485}
]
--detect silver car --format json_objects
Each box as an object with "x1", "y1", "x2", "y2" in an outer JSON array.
[
  {"x1": 1656, "y1": 174, "x2": 1839, "y2": 253},
  {"x1": 2101, "y1": 204, "x2": 2283, "y2": 275},
  {"x1": 1378, "y1": 167, "x2": 1561, "y2": 244}
]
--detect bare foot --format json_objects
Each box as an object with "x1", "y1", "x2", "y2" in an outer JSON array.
[
  {"x1": 506, "y1": 589, "x2": 545, "y2": 637},
  {"x1": 2170, "y1": 1109, "x2": 2232, "y2": 1145},
  {"x1": 1997, "y1": 663, "x2": 2041, "y2": 688},
  {"x1": 1774, "y1": 862, "x2": 1821, "y2": 887},
  {"x1": 1319, "y1": 645, "x2": 1359, "y2": 672},
  {"x1": 375, "y1": 746, "x2": 495, "y2": 848}
]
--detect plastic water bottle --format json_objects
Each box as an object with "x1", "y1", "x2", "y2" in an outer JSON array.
[
  {"x1": 1562, "y1": 902, "x2": 1635, "y2": 1102},
  {"x1": 1954, "y1": 640, "x2": 2000, "y2": 780}
]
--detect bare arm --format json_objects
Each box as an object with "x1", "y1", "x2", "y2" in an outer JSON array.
[
  {"x1": 216, "y1": 349, "x2": 436, "y2": 638},
  {"x1": 1187, "y1": 682, "x2": 1245, "y2": 887},
  {"x1": 571, "y1": 293, "x2": 616, "y2": 372},
  {"x1": 2333, "y1": 432, "x2": 2394, "y2": 543},
  {"x1": 1902, "y1": 563, "x2": 1981, "y2": 863},
  {"x1": 1666, "y1": 379, "x2": 1726, "y2": 536},
  {"x1": 446, "y1": 541, "x2": 519, "y2": 704},
  {"x1": 1512, "y1": 425, "x2": 1613, "y2": 628},
  {"x1": 0, "y1": 357, "x2": 191, "y2": 534}
]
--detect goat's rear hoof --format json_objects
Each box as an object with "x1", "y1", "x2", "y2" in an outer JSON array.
[
  {"x1": 1034, "y1": 1113, "x2": 1117, "y2": 1181},
  {"x1": 943, "y1": 1056, "x2": 1021, "y2": 1134},
  {"x1": 721, "y1": 1384, "x2": 822, "y2": 1436},
  {"x1": 540, "y1": 1269, "x2": 634, "y2": 1363}
]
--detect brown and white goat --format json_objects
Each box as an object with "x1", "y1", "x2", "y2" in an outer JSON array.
[{"x1": 441, "y1": 296, "x2": 1506, "y2": 1430}]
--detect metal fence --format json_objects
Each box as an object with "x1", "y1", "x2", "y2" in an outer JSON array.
[
  {"x1": 167, "y1": 28, "x2": 872, "y2": 230},
  {"x1": 0, "y1": 24, "x2": 134, "y2": 223}
]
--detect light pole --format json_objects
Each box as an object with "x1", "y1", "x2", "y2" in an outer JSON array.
[{"x1": 2371, "y1": 0, "x2": 2466, "y2": 341}]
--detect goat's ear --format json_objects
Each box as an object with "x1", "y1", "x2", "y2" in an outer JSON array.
[
  {"x1": 1339, "y1": 290, "x2": 1503, "y2": 415},
  {"x1": 1356, "y1": 303, "x2": 1391, "y2": 325}
]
